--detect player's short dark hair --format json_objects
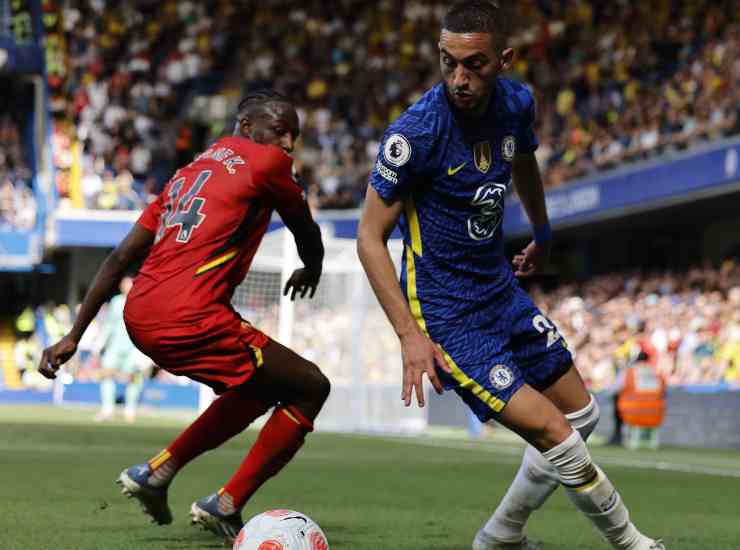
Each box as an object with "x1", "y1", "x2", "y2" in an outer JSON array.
[
  {"x1": 442, "y1": 1, "x2": 508, "y2": 42},
  {"x1": 237, "y1": 88, "x2": 291, "y2": 120}
]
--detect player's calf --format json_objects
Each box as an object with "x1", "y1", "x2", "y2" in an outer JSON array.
[
  {"x1": 483, "y1": 396, "x2": 601, "y2": 543},
  {"x1": 543, "y1": 430, "x2": 661, "y2": 550}
]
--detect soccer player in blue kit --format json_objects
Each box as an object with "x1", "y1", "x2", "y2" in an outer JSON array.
[{"x1": 357, "y1": 2, "x2": 664, "y2": 550}]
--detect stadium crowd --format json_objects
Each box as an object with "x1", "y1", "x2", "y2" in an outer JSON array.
[
  {"x1": 49, "y1": 0, "x2": 248, "y2": 210},
  {"x1": 46, "y1": 0, "x2": 740, "y2": 211},
  {"x1": 0, "y1": 113, "x2": 37, "y2": 231},
  {"x1": 13, "y1": 259, "x2": 740, "y2": 392},
  {"x1": 532, "y1": 258, "x2": 740, "y2": 391}
]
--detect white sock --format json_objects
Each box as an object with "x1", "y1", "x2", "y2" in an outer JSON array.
[
  {"x1": 543, "y1": 431, "x2": 652, "y2": 550},
  {"x1": 483, "y1": 397, "x2": 600, "y2": 542},
  {"x1": 124, "y1": 383, "x2": 141, "y2": 420},
  {"x1": 100, "y1": 379, "x2": 115, "y2": 416}
]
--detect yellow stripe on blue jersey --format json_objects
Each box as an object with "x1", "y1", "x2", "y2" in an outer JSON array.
[
  {"x1": 404, "y1": 244, "x2": 506, "y2": 413},
  {"x1": 405, "y1": 198, "x2": 423, "y2": 257}
]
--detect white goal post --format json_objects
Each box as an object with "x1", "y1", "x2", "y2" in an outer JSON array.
[{"x1": 229, "y1": 223, "x2": 426, "y2": 434}]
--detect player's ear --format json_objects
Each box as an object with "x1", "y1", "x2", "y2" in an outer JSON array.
[
  {"x1": 237, "y1": 116, "x2": 253, "y2": 139},
  {"x1": 499, "y1": 48, "x2": 514, "y2": 71}
]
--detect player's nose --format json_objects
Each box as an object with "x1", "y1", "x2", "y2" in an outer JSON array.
[{"x1": 452, "y1": 65, "x2": 469, "y2": 89}]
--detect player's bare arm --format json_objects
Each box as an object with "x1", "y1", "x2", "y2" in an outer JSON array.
[
  {"x1": 512, "y1": 152, "x2": 551, "y2": 278},
  {"x1": 38, "y1": 224, "x2": 154, "y2": 379},
  {"x1": 240, "y1": 97, "x2": 325, "y2": 302},
  {"x1": 281, "y1": 206, "x2": 324, "y2": 301},
  {"x1": 357, "y1": 186, "x2": 451, "y2": 408}
]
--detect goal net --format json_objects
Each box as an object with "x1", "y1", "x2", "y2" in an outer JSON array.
[{"x1": 231, "y1": 224, "x2": 426, "y2": 434}]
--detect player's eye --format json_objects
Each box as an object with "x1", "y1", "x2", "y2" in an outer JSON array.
[
  {"x1": 466, "y1": 59, "x2": 486, "y2": 71},
  {"x1": 442, "y1": 56, "x2": 456, "y2": 68}
]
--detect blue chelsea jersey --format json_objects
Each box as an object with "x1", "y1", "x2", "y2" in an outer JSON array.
[{"x1": 369, "y1": 78, "x2": 538, "y2": 327}]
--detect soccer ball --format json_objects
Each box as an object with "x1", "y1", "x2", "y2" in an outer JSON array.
[{"x1": 233, "y1": 509, "x2": 329, "y2": 550}]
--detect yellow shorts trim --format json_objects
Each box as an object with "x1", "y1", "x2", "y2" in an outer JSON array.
[{"x1": 405, "y1": 245, "x2": 505, "y2": 414}]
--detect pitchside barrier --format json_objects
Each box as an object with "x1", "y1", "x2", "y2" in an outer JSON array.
[{"x1": 427, "y1": 386, "x2": 740, "y2": 450}]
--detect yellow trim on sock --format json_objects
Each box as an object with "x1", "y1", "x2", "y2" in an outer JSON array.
[
  {"x1": 149, "y1": 449, "x2": 172, "y2": 470},
  {"x1": 573, "y1": 470, "x2": 601, "y2": 493},
  {"x1": 281, "y1": 407, "x2": 302, "y2": 426}
]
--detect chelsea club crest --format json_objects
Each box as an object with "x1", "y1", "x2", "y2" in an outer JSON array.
[
  {"x1": 502, "y1": 135, "x2": 516, "y2": 162},
  {"x1": 489, "y1": 364, "x2": 514, "y2": 390}
]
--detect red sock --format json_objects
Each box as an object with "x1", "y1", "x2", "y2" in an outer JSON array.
[
  {"x1": 222, "y1": 405, "x2": 314, "y2": 509},
  {"x1": 163, "y1": 390, "x2": 271, "y2": 469}
]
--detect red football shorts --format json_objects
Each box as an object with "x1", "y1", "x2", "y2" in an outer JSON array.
[{"x1": 126, "y1": 313, "x2": 270, "y2": 394}]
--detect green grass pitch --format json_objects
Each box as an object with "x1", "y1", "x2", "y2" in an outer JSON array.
[{"x1": 1, "y1": 404, "x2": 739, "y2": 549}]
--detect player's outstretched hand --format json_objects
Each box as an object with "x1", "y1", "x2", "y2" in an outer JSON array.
[
  {"x1": 400, "y1": 328, "x2": 452, "y2": 408},
  {"x1": 513, "y1": 240, "x2": 550, "y2": 278},
  {"x1": 283, "y1": 266, "x2": 321, "y2": 301},
  {"x1": 38, "y1": 334, "x2": 78, "y2": 379}
]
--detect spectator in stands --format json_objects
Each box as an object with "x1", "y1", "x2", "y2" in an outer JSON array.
[
  {"x1": 535, "y1": 258, "x2": 740, "y2": 391},
  {"x1": 0, "y1": 113, "x2": 36, "y2": 230},
  {"x1": 48, "y1": 1, "x2": 740, "y2": 211},
  {"x1": 51, "y1": 0, "x2": 243, "y2": 210}
]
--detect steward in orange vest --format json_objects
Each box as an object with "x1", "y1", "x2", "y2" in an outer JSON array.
[{"x1": 617, "y1": 361, "x2": 667, "y2": 429}]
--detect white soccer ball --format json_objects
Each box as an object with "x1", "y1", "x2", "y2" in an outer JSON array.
[{"x1": 233, "y1": 509, "x2": 329, "y2": 550}]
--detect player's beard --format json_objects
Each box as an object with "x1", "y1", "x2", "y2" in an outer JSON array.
[{"x1": 446, "y1": 85, "x2": 491, "y2": 116}]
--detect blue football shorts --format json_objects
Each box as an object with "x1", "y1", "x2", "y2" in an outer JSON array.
[{"x1": 428, "y1": 285, "x2": 573, "y2": 422}]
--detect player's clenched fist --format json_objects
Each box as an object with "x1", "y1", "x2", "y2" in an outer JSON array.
[
  {"x1": 38, "y1": 334, "x2": 78, "y2": 379},
  {"x1": 399, "y1": 328, "x2": 452, "y2": 408}
]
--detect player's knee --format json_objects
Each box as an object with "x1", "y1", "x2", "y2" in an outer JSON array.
[
  {"x1": 540, "y1": 413, "x2": 574, "y2": 450},
  {"x1": 305, "y1": 362, "x2": 331, "y2": 404}
]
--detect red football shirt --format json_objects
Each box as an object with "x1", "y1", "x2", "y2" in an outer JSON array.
[{"x1": 125, "y1": 136, "x2": 308, "y2": 330}]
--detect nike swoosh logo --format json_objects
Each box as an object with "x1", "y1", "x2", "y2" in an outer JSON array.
[{"x1": 448, "y1": 162, "x2": 467, "y2": 176}]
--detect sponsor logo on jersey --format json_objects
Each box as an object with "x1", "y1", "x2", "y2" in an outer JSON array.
[
  {"x1": 376, "y1": 160, "x2": 398, "y2": 184},
  {"x1": 447, "y1": 162, "x2": 467, "y2": 176},
  {"x1": 384, "y1": 134, "x2": 412, "y2": 167},
  {"x1": 468, "y1": 182, "x2": 507, "y2": 241},
  {"x1": 489, "y1": 364, "x2": 514, "y2": 390},
  {"x1": 474, "y1": 141, "x2": 492, "y2": 173},
  {"x1": 502, "y1": 135, "x2": 516, "y2": 162}
]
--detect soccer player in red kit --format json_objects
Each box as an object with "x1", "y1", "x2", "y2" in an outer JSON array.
[{"x1": 38, "y1": 90, "x2": 330, "y2": 541}]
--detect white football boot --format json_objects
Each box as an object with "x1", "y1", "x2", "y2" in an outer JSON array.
[{"x1": 473, "y1": 529, "x2": 540, "y2": 550}]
